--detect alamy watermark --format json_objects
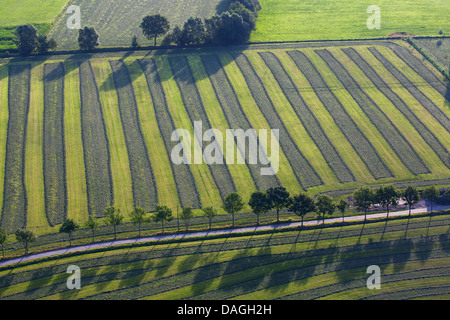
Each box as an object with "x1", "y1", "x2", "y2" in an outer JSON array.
[
  {"x1": 367, "y1": 5, "x2": 381, "y2": 30},
  {"x1": 67, "y1": 5, "x2": 81, "y2": 30},
  {"x1": 67, "y1": 265, "x2": 81, "y2": 290},
  {"x1": 171, "y1": 121, "x2": 280, "y2": 176},
  {"x1": 366, "y1": 265, "x2": 381, "y2": 289}
]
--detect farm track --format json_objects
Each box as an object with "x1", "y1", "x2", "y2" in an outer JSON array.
[
  {"x1": 315, "y1": 49, "x2": 430, "y2": 175},
  {"x1": 258, "y1": 52, "x2": 354, "y2": 183},
  {"x1": 138, "y1": 59, "x2": 201, "y2": 209},
  {"x1": 231, "y1": 52, "x2": 329, "y2": 187},
  {"x1": 43, "y1": 63, "x2": 67, "y2": 226},
  {"x1": 368, "y1": 47, "x2": 450, "y2": 132},
  {"x1": 1, "y1": 65, "x2": 30, "y2": 233},
  {"x1": 200, "y1": 54, "x2": 281, "y2": 190},
  {"x1": 342, "y1": 48, "x2": 450, "y2": 168},
  {"x1": 79, "y1": 61, "x2": 113, "y2": 218},
  {"x1": 109, "y1": 60, "x2": 158, "y2": 211},
  {"x1": 168, "y1": 56, "x2": 236, "y2": 200},
  {"x1": 287, "y1": 50, "x2": 392, "y2": 180}
]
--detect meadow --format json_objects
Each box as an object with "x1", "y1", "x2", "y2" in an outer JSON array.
[
  {"x1": 0, "y1": 212, "x2": 449, "y2": 300},
  {"x1": 252, "y1": 0, "x2": 450, "y2": 42},
  {"x1": 0, "y1": 40, "x2": 449, "y2": 237}
]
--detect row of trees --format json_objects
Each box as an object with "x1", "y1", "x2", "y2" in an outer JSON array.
[{"x1": 0, "y1": 185, "x2": 446, "y2": 257}]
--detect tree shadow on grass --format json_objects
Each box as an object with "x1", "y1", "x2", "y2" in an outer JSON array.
[{"x1": 415, "y1": 236, "x2": 434, "y2": 262}]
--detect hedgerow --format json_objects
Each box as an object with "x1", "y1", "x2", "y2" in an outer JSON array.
[
  {"x1": 109, "y1": 60, "x2": 158, "y2": 212},
  {"x1": 138, "y1": 58, "x2": 201, "y2": 209},
  {"x1": 79, "y1": 61, "x2": 113, "y2": 218},
  {"x1": 1, "y1": 65, "x2": 30, "y2": 233},
  {"x1": 287, "y1": 50, "x2": 393, "y2": 180},
  {"x1": 231, "y1": 52, "x2": 325, "y2": 188},
  {"x1": 200, "y1": 54, "x2": 280, "y2": 191},
  {"x1": 43, "y1": 63, "x2": 67, "y2": 226},
  {"x1": 315, "y1": 49, "x2": 430, "y2": 175},
  {"x1": 258, "y1": 51, "x2": 354, "y2": 183},
  {"x1": 368, "y1": 47, "x2": 450, "y2": 132},
  {"x1": 343, "y1": 48, "x2": 450, "y2": 168},
  {"x1": 168, "y1": 56, "x2": 236, "y2": 200}
]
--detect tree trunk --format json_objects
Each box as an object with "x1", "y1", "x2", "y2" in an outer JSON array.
[
  {"x1": 92, "y1": 230, "x2": 95, "y2": 243},
  {"x1": 257, "y1": 215, "x2": 259, "y2": 226},
  {"x1": 1, "y1": 244, "x2": 4, "y2": 258},
  {"x1": 113, "y1": 224, "x2": 117, "y2": 240},
  {"x1": 139, "y1": 223, "x2": 141, "y2": 238},
  {"x1": 409, "y1": 205, "x2": 412, "y2": 217},
  {"x1": 301, "y1": 216, "x2": 304, "y2": 228},
  {"x1": 209, "y1": 219, "x2": 212, "y2": 230},
  {"x1": 154, "y1": 36, "x2": 157, "y2": 47},
  {"x1": 69, "y1": 234, "x2": 72, "y2": 247},
  {"x1": 277, "y1": 209, "x2": 280, "y2": 223},
  {"x1": 162, "y1": 220, "x2": 165, "y2": 233},
  {"x1": 386, "y1": 206, "x2": 389, "y2": 219},
  {"x1": 232, "y1": 213, "x2": 235, "y2": 227},
  {"x1": 25, "y1": 242, "x2": 28, "y2": 255}
]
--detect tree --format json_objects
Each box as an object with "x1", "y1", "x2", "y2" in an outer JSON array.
[
  {"x1": 375, "y1": 185, "x2": 399, "y2": 219},
  {"x1": 248, "y1": 191, "x2": 271, "y2": 225},
  {"x1": 59, "y1": 219, "x2": 80, "y2": 247},
  {"x1": 153, "y1": 205, "x2": 174, "y2": 233},
  {"x1": 84, "y1": 215, "x2": 99, "y2": 243},
  {"x1": 36, "y1": 34, "x2": 57, "y2": 54},
  {"x1": 422, "y1": 186, "x2": 439, "y2": 213},
  {"x1": 129, "y1": 207, "x2": 147, "y2": 237},
  {"x1": 402, "y1": 186, "x2": 420, "y2": 216},
  {"x1": 140, "y1": 14, "x2": 170, "y2": 47},
  {"x1": 316, "y1": 195, "x2": 335, "y2": 225},
  {"x1": 443, "y1": 189, "x2": 450, "y2": 202},
  {"x1": 180, "y1": 207, "x2": 194, "y2": 231},
  {"x1": 288, "y1": 193, "x2": 315, "y2": 227},
  {"x1": 353, "y1": 186, "x2": 374, "y2": 220},
  {"x1": 104, "y1": 206, "x2": 124, "y2": 240},
  {"x1": 14, "y1": 24, "x2": 38, "y2": 56},
  {"x1": 178, "y1": 17, "x2": 205, "y2": 46},
  {"x1": 233, "y1": 0, "x2": 262, "y2": 13},
  {"x1": 131, "y1": 35, "x2": 139, "y2": 49},
  {"x1": 217, "y1": 12, "x2": 251, "y2": 45},
  {"x1": 0, "y1": 227, "x2": 6, "y2": 259},
  {"x1": 15, "y1": 229, "x2": 36, "y2": 255},
  {"x1": 78, "y1": 26, "x2": 100, "y2": 51},
  {"x1": 266, "y1": 187, "x2": 290, "y2": 223},
  {"x1": 202, "y1": 206, "x2": 218, "y2": 230},
  {"x1": 337, "y1": 199, "x2": 350, "y2": 223},
  {"x1": 223, "y1": 192, "x2": 244, "y2": 227},
  {"x1": 229, "y1": 2, "x2": 257, "y2": 30}
]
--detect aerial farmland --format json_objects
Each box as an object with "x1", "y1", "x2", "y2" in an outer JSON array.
[{"x1": 0, "y1": 0, "x2": 449, "y2": 303}]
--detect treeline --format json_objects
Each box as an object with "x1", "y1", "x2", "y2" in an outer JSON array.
[{"x1": 2, "y1": 185, "x2": 448, "y2": 258}]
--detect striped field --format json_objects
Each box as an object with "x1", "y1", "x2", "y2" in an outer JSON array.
[{"x1": 0, "y1": 40, "x2": 449, "y2": 235}]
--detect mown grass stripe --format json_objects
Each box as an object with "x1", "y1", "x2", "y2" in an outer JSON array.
[
  {"x1": 232, "y1": 52, "x2": 330, "y2": 188},
  {"x1": 90, "y1": 60, "x2": 134, "y2": 215},
  {"x1": 138, "y1": 58, "x2": 201, "y2": 209},
  {"x1": 389, "y1": 44, "x2": 450, "y2": 101},
  {"x1": 315, "y1": 49, "x2": 430, "y2": 175},
  {"x1": 127, "y1": 60, "x2": 180, "y2": 210},
  {"x1": 368, "y1": 47, "x2": 450, "y2": 132},
  {"x1": 186, "y1": 55, "x2": 256, "y2": 206},
  {"x1": 341, "y1": 47, "x2": 450, "y2": 169},
  {"x1": 25, "y1": 64, "x2": 48, "y2": 233},
  {"x1": 287, "y1": 50, "x2": 392, "y2": 180},
  {"x1": 0, "y1": 66, "x2": 8, "y2": 219},
  {"x1": 1, "y1": 64, "x2": 30, "y2": 233},
  {"x1": 109, "y1": 60, "x2": 158, "y2": 212},
  {"x1": 43, "y1": 63, "x2": 67, "y2": 226},
  {"x1": 63, "y1": 61, "x2": 88, "y2": 224},
  {"x1": 200, "y1": 54, "x2": 280, "y2": 191},
  {"x1": 168, "y1": 56, "x2": 236, "y2": 200},
  {"x1": 79, "y1": 61, "x2": 113, "y2": 218},
  {"x1": 258, "y1": 51, "x2": 354, "y2": 184}
]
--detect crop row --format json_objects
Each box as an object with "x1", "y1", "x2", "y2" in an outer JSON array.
[
  {"x1": 315, "y1": 49, "x2": 430, "y2": 175},
  {"x1": 3, "y1": 216, "x2": 447, "y2": 290},
  {"x1": 362, "y1": 283, "x2": 450, "y2": 300},
  {"x1": 279, "y1": 264, "x2": 450, "y2": 300},
  {"x1": 231, "y1": 52, "x2": 325, "y2": 188},
  {"x1": 286, "y1": 50, "x2": 392, "y2": 180},
  {"x1": 388, "y1": 44, "x2": 450, "y2": 101},
  {"x1": 89, "y1": 234, "x2": 447, "y2": 300},
  {"x1": 343, "y1": 48, "x2": 450, "y2": 169},
  {"x1": 138, "y1": 59, "x2": 201, "y2": 208},
  {"x1": 200, "y1": 54, "x2": 280, "y2": 191},
  {"x1": 1, "y1": 65, "x2": 30, "y2": 233},
  {"x1": 258, "y1": 51, "x2": 354, "y2": 183},
  {"x1": 368, "y1": 47, "x2": 450, "y2": 132},
  {"x1": 168, "y1": 56, "x2": 236, "y2": 200},
  {"x1": 191, "y1": 246, "x2": 449, "y2": 300},
  {"x1": 109, "y1": 60, "x2": 158, "y2": 211},
  {"x1": 43, "y1": 63, "x2": 67, "y2": 226}
]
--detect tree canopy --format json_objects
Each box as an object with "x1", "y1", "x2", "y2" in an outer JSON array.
[{"x1": 140, "y1": 14, "x2": 170, "y2": 46}]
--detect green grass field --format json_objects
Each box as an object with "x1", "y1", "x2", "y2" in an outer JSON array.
[
  {"x1": 0, "y1": 40, "x2": 449, "y2": 237},
  {"x1": 252, "y1": 0, "x2": 450, "y2": 42},
  {"x1": 0, "y1": 212, "x2": 449, "y2": 300}
]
